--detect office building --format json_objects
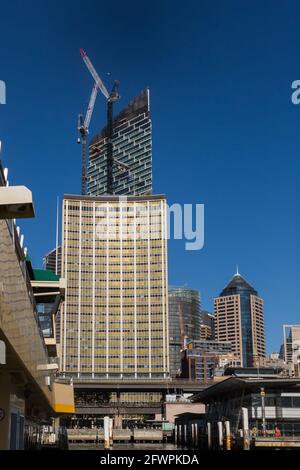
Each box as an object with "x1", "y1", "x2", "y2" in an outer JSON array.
[
  {"x1": 214, "y1": 270, "x2": 265, "y2": 368},
  {"x1": 168, "y1": 287, "x2": 201, "y2": 377},
  {"x1": 43, "y1": 246, "x2": 62, "y2": 277},
  {"x1": 200, "y1": 310, "x2": 214, "y2": 340},
  {"x1": 282, "y1": 325, "x2": 300, "y2": 376},
  {"x1": 180, "y1": 339, "x2": 232, "y2": 382},
  {"x1": 283, "y1": 325, "x2": 300, "y2": 363},
  {"x1": 87, "y1": 88, "x2": 152, "y2": 196},
  {"x1": 60, "y1": 193, "x2": 169, "y2": 379}
]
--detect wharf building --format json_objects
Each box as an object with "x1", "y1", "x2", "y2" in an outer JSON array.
[
  {"x1": 214, "y1": 271, "x2": 265, "y2": 368},
  {"x1": 168, "y1": 287, "x2": 201, "y2": 378},
  {"x1": 87, "y1": 88, "x2": 152, "y2": 196},
  {"x1": 197, "y1": 374, "x2": 300, "y2": 448},
  {"x1": 60, "y1": 193, "x2": 169, "y2": 380}
]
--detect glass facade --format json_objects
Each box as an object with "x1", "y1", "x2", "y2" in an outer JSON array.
[
  {"x1": 43, "y1": 246, "x2": 61, "y2": 277},
  {"x1": 205, "y1": 384, "x2": 300, "y2": 439},
  {"x1": 87, "y1": 88, "x2": 152, "y2": 196},
  {"x1": 37, "y1": 303, "x2": 54, "y2": 338},
  {"x1": 168, "y1": 288, "x2": 201, "y2": 378}
]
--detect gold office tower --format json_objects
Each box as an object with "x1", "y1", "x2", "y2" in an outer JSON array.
[
  {"x1": 60, "y1": 194, "x2": 169, "y2": 379},
  {"x1": 214, "y1": 271, "x2": 265, "y2": 367}
]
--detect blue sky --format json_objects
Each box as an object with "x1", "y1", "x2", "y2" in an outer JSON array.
[{"x1": 0, "y1": 0, "x2": 299, "y2": 353}]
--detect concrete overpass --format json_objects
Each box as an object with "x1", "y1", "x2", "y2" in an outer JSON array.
[
  {"x1": 59, "y1": 378, "x2": 208, "y2": 426},
  {"x1": 70, "y1": 378, "x2": 207, "y2": 393}
]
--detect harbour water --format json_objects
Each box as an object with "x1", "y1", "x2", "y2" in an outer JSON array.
[{"x1": 69, "y1": 443, "x2": 182, "y2": 451}]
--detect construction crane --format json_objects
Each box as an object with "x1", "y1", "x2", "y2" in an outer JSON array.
[
  {"x1": 79, "y1": 48, "x2": 120, "y2": 195},
  {"x1": 78, "y1": 83, "x2": 98, "y2": 195}
]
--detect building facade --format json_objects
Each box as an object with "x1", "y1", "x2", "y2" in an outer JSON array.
[
  {"x1": 200, "y1": 310, "x2": 214, "y2": 340},
  {"x1": 180, "y1": 340, "x2": 232, "y2": 382},
  {"x1": 214, "y1": 271, "x2": 265, "y2": 368},
  {"x1": 60, "y1": 194, "x2": 169, "y2": 379},
  {"x1": 283, "y1": 325, "x2": 300, "y2": 364},
  {"x1": 87, "y1": 88, "x2": 152, "y2": 196},
  {"x1": 199, "y1": 376, "x2": 300, "y2": 446},
  {"x1": 43, "y1": 246, "x2": 62, "y2": 277},
  {"x1": 168, "y1": 288, "x2": 201, "y2": 378},
  {"x1": 282, "y1": 325, "x2": 300, "y2": 377}
]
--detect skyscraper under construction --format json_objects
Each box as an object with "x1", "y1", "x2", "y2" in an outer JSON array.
[{"x1": 87, "y1": 88, "x2": 152, "y2": 196}]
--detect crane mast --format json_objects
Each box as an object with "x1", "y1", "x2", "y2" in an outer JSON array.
[
  {"x1": 79, "y1": 48, "x2": 120, "y2": 195},
  {"x1": 78, "y1": 83, "x2": 98, "y2": 195}
]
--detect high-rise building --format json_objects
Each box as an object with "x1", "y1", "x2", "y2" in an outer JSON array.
[
  {"x1": 282, "y1": 325, "x2": 300, "y2": 376},
  {"x1": 214, "y1": 271, "x2": 265, "y2": 367},
  {"x1": 43, "y1": 246, "x2": 62, "y2": 277},
  {"x1": 60, "y1": 193, "x2": 169, "y2": 379},
  {"x1": 87, "y1": 88, "x2": 152, "y2": 196},
  {"x1": 200, "y1": 310, "x2": 215, "y2": 340},
  {"x1": 180, "y1": 339, "x2": 232, "y2": 382},
  {"x1": 168, "y1": 287, "x2": 201, "y2": 378}
]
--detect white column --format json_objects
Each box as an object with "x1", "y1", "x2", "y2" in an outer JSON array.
[
  {"x1": 147, "y1": 201, "x2": 151, "y2": 378},
  {"x1": 120, "y1": 198, "x2": 123, "y2": 377},
  {"x1": 62, "y1": 200, "x2": 68, "y2": 372},
  {"x1": 92, "y1": 202, "x2": 96, "y2": 378},
  {"x1": 106, "y1": 202, "x2": 109, "y2": 378},
  {"x1": 77, "y1": 201, "x2": 82, "y2": 378},
  {"x1": 134, "y1": 202, "x2": 137, "y2": 378},
  {"x1": 161, "y1": 200, "x2": 166, "y2": 375}
]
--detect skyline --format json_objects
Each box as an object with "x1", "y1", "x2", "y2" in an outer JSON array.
[{"x1": 1, "y1": 0, "x2": 300, "y2": 353}]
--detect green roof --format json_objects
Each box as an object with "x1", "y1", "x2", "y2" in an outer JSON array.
[{"x1": 33, "y1": 269, "x2": 60, "y2": 282}]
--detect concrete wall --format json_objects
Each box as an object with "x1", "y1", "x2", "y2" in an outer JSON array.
[
  {"x1": 0, "y1": 372, "x2": 12, "y2": 449},
  {"x1": 0, "y1": 219, "x2": 52, "y2": 400},
  {"x1": 164, "y1": 402, "x2": 205, "y2": 423}
]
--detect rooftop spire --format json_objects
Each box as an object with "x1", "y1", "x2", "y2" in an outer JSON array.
[{"x1": 235, "y1": 264, "x2": 239, "y2": 276}]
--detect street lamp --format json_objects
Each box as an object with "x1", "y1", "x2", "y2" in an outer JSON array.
[{"x1": 260, "y1": 387, "x2": 266, "y2": 436}]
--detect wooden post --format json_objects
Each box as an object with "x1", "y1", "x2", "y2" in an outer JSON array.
[
  {"x1": 225, "y1": 421, "x2": 231, "y2": 450},
  {"x1": 218, "y1": 421, "x2": 223, "y2": 449},
  {"x1": 207, "y1": 422, "x2": 212, "y2": 450},
  {"x1": 242, "y1": 407, "x2": 250, "y2": 450},
  {"x1": 104, "y1": 416, "x2": 110, "y2": 449},
  {"x1": 109, "y1": 418, "x2": 113, "y2": 447}
]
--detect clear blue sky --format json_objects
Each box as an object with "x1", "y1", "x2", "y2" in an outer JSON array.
[{"x1": 0, "y1": 0, "x2": 299, "y2": 353}]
